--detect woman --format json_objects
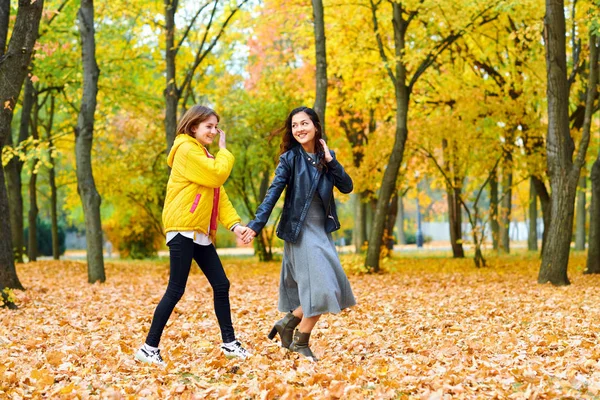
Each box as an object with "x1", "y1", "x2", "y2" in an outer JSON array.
[
  {"x1": 243, "y1": 106, "x2": 356, "y2": 362},
  {"x1": 135, "y1": 105, "x2": 251, "y2": 367}
]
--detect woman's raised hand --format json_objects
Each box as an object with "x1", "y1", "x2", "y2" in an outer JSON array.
[
  {"x1": 217, "y1": 128, "x2": 226, "y2": 149},
  {"x1": 320, "y1": 139, "x2": 333, "y2": 162}
]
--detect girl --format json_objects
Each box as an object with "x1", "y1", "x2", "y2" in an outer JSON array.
[
  {"x1": 243, "y1": 106, "x2": 356, "y2": 362},
  {"x1": 135, "y1": 105, "x2": 250, "y2": 367}
]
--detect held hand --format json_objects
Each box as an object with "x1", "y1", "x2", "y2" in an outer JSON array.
[
  {"x1": 217, "y1": 128, "x2": 226, "y2": 149},
  {"x1": 241, "y1": 228, "x2": 257, "y2": 244},
  {"x1": 320, "y1": 139, "x2": 333, "y2": 162},
  {"x1": 233, "y1": 225, "x2": 247, "y2": 242}
]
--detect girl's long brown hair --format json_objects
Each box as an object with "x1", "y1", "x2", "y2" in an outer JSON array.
[
  {"x1": 176, "y1": 105, "x2": 220, "y2": 137},
  {"x1": 277, "y1": 106, "x2": 327, "y2": 169}
]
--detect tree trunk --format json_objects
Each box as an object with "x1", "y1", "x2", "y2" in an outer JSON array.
[
  {"x1": 365, "y1": 3, "x2": 408, "y2": 272},
  {"x1": 532, "y1": 176, "x2": 551, "y2": 252},
  {"x1": 0, "y1": 0, "x2": 9, "y2": 55},
  {"x1": 27, "y1": 164, "x2": 38, "y2": 261},
  {"x1": 253, "y1": 171, "x2": 273, "y2": 261},
  {"x1": 575, "y1": 173, "x2": 587, "y2": 251},
  {"x1": 489, "y1": 170, "x2": 499, "y2": 251},
  {"x1": 528, "y1": 177, "x2": 538, "y2": 251},
  {"x1": 76, "y1": 0, "x2": 105, "y2": 283},
  {"x1": 396, "y1": 195, "x2": 406, "y2": 245},
  {"x1": 0, "y1": 0, "x2": 44, "y2": 292},
  {"x1": 6, "y1": 77, "x2": 34, "y2": 263},
  {"x1": 254, "y1": 233, "x2": 273, "y2": 262},
  {"x1": 311, "y1": 0, "x2": 327, "y2": 137},
  {"x1": 586, "y1": 157, "x2": 600, "y2": 273},
  {"x1": 353, "y1": 192, "x2": 367, "y2": 253},
  {"x1": 27, "y1": 87, "x2": 40, "y2": 262},
  {"x1": 366, "y1": 197, "x2": 374, "y2": 236},
  {"x1": 0, "y1": 157, "x2": 23, "y2": 290},
  {"x1": 442, "y1": 137, "x2": 464, "y2": 258},
  {"x1": 500, "y1": 161, "x2": 512, "y2": 253},
  {"x1": 47, "y1": 96, "x2": 59, "y2": 260},
  {"x1": 385, "y1": 192, "x2": 399, "y2": 250},
  {"x1": 585, "y1": 35, "x2": 600, "y2": 272},
  {"x1": 164, "y1": 0, "x2": 178, "y2": 153},
  {"x1": 538, "y1": 2, "x2": 595, "y2": 285},
  {"x1": 448, "y1": 185, "x2": 465, "y2": 258},
  {"x1": 49, "y1": 162, "x2": 59, "y2": 259},
  {"x1": 5, "y1": 132, "x2": 24, "y2": 263}
]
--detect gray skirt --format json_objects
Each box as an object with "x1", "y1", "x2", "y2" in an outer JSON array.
[{"x1": 278, "y1": 197, "x2": 356, "y2": 317}]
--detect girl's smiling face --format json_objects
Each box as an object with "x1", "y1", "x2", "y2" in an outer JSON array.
[
  {"x1": 291, "y1": 112, "x2": 316, "y2": 150},
  {"x1": 192, "y1": 115, "x2": 219, "y2": 146}
]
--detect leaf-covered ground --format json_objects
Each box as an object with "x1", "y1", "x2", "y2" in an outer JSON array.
[{"x1": 2, "y1": 251, "x2": 600, "y2": 399}]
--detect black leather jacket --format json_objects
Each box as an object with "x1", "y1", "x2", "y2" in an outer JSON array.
[{"x1": 247, "y1": 145, "x2": 353, "y2": 243}]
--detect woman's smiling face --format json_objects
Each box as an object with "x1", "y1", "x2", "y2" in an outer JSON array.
[
  {"x1": 192, "y1": 115, "x2": 219, "y2": 146},
  {"x1": 291, "y1": 112, "x2": 316, "y2": 149}
]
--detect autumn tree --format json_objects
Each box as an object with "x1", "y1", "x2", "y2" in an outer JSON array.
[
  {"x1": 537, "y1": 0, "x2": 595, "y2": 285},
  {"x1": 0, "y1": 0, "x2": 45, "y2": 302},
  {"x1": 163, "y1": 0, "x2": 249, "y2": 153},
  {"x1": 364, "y1": 0, "x2": 499, "y2": 272},
  {"x1": 312, "y1": 0, "x2": 327, "y2": 135},
  {"x1": 584, "y1": 32, "x2": 599, "y2": 273},
  {"x1": 76, "y1": 0, "x2": 104, "y2": 283}
]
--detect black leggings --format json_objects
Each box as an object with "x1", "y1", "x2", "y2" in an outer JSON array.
[{"x1": 145, "y1": 234, "x2": 235, "y2": 346}]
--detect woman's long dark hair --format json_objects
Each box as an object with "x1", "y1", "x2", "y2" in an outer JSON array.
[{"x1": 277, "y1": 106, "x2": 327, "y2": 169}]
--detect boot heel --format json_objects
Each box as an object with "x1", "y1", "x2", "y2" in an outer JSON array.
[{"x1": 268, "y1": 327, "x2": 277, "y2": 340}]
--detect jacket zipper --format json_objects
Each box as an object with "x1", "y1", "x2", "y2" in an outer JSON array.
[{"x1": 327, "y1": 200, "x2": 339, "y2": 229}]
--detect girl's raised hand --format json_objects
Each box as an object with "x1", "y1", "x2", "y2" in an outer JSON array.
[
  {"x1": 217, "y1": 128, "x2": 226, "y2": 149},
  {"x1": 320, "y1": 139, "x2": 333, "y2": 162}
]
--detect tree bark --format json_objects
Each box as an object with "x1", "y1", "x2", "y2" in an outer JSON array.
[
  {"x1": 27, "y1": 164, "x2": 38, "y2": 261},
  {"x1": 575, "y1": 173, "x2": 587, "y2": 250},
  {"x1": 311, "y1": 0, "x2": 327, "y2": 136},
  {"x1": 365, "y1": 2, "x2": 408, "y2": 272},
  {"x1": 4, "y1": 133, "x2": 24, "y2": 263},
  {"x1": 253, "y1": 171, "x2": 273, "y2": 262},
  {"x1": 532, "y1": 176, "x2": 551, "y2": 252},
  {"x1": 538, "y1": 3, "x2": 595, "y2": 285},
  {"x1": 0, "y1": 0, "x2": 44, "y2": 292},
  {"x1": 528, "y1": 177, "x2": 538, "y2": 251},
  {"x1": 76, "y1": 0, "x2": 105, "y2": 283},
  {"x1": 396, "y1": 195, "x2": 406, "y2": 245},
  {"x1": 27, "y1": 87, "x2": 40, "y2": 262},
  {"x1": 385, "y1": 192, "x2": 399, "y2": 250},
  {"x1": 490, "y1": 170, "x2": 499, "y2": 251},
  {"x1": 585, "y1": 35, "x2": 600, "y2": 273},
  {"x1": 443, "y1": 138, "x2": 464, "y2": 258},
  {"x1": 0, "y1": 0, "x2": 8, "y2": 56},
  {"x1": 587, "y1": 157, "x2": 600, "y2": 273},
  {"x1": 6, "y1": 77, "x2": 34, "y2": 263},
  {"x1": 164, "y1": 0, "x2": 178, "y2": 153},
  {"x1": 499, "y1": 160, "x2": 512, "y2": 253},
  {"x1": 448, "y1": 185, "x2": 464, "y2": 258},
  {"x1": 353, "y1": 192, "x2": 367, "y2": 253},
  {"x1": 47, "y1": 95, "x2": 59, "y2": 260},
  {"x1": 49, "y1": 162, "x2": 59, "y2": 259}
]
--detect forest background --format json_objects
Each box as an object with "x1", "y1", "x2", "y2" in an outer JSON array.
[{"x1": 1, "y1": 0, "x2": 600, "y2": 398}]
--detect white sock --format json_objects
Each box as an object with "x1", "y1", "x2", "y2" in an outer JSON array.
[
  {"x1": 222, "y1": 340, "x2": 238, "y2": 348},
  {"x1": 143, "y1": 343, "x2": 159, "y2": 353}
]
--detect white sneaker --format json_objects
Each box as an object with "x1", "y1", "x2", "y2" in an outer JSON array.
[
  {"x1": 135, "y1": 347, "x2": 166, "y2": 367},
  {"x1": 220, "y1": 340, "x2": 251, "y2": 359}
]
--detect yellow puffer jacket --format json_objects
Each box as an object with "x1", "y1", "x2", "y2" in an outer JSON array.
[{"x1": 162, "y1": 134, "x2": 241, "y2": 239}]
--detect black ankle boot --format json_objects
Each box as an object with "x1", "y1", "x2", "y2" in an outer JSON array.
[
  {"x1": 268, "y1": 312, "x2": 301, "y2": 348},
  {"x1": 289, "y1": 330, "x2": 318, "y2": 361}
]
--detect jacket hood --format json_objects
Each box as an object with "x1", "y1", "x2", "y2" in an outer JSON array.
[{"x1": 168, "y1": 134, "x2": 201, "y2": 167}]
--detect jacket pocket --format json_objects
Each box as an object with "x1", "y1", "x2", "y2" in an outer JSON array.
[{"x1": 189, "y1": 194, "x2": 201, "y2": 213}]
